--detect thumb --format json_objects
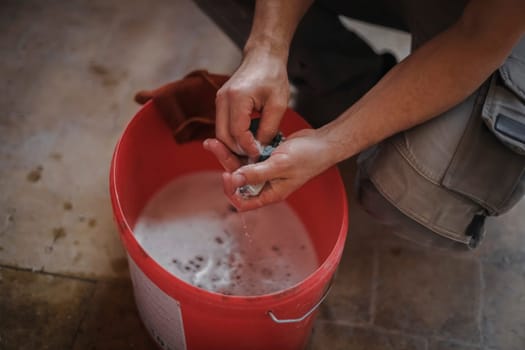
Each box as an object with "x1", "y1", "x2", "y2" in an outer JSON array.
[
  {"x1": 233, "y1": 158, "x2": 283, "y2": 186},
  {"x1": 134, "y1": 90, "x2": 154, "y2": 104}
]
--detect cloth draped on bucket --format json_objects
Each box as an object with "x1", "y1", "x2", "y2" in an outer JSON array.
[
  {"x1": 134, "y1": 70, "x2": 229, "y2": 143},
  {"x1": 134, "y1": 70, "x2": 284, "y2": 198}
]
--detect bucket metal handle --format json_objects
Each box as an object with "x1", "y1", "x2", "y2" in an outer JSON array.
[{"x1": 267, "y1": 280, "x2": 333, "y2": 324}]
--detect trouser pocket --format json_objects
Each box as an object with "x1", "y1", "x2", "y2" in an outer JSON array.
[{"x1": 442, "y1": 66, "x2": 525, "y2": 215}]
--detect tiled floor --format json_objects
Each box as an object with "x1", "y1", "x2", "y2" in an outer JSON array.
[{"x1": 1, "y1": 1, "x2": 524, "y2": 349}]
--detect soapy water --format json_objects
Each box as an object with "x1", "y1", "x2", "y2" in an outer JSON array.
[{"x1": 133, "y1": 171, "x2": 319, "y2": 296}]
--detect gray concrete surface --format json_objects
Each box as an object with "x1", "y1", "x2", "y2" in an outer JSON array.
[{"x1": 1, "y1": 1, "x2": 524, "y2": 349}]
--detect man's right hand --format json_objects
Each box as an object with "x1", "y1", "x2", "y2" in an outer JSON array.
[{"x1": 215, "y1": 47, "x2": 290, "y2": 158}]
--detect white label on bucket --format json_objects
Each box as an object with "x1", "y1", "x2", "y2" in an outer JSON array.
[{"x1": 128, "y1": 256, "x2": 187, "y2": 350}]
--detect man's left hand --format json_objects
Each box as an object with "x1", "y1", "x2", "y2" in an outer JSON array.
[{"x1": 203, "y1": 129, "x2": 333, "y2": 211}]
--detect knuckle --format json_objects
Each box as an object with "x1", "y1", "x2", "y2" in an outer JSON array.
[
  {"x1": 226, "y1": 86, "x2": 243, "y2": 99},
  {"x1": 258, "y1": 124, "x2": 278, "y2": 137},
  {"x1": 216, "y1": 88, "x2": 226, "y2": 101},
  {"x1": 272, "y1": 101, "x2": 287, "y2": 112},
  {"x1": 272, "y1": 155, "x2": 291, "y2": 170},
  {"x1": 268, "y1": 94, "x2": 288, "y2": 109},
  {"x1": 242, "y1": 166, "x2": 257, "y2": 180}
]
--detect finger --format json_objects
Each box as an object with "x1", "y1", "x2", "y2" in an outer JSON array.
[
  {"x1": 237, "y1": 130, "x2": 261, "y2": 159},
  {"x1": 231, "y1": 182, "x2": 286, "y2": 211},
  {"x1": 257, "y1": 97, "x2": 287, "y2": 144},
  {"x1": 233, "y1": 157, "x2": 287, "y2": 186},
  {"x1": 228, "y1": 96, "x2": 260, "y2": 158},
  {"x1": 203, "y1": 138, "x2": 242, "y2": 172},
  {"x1": 134, "y1": 90, "x2": 154, "y2": 104},
  {"x1": 222, "y1": 172, "x2": 237, "y2": 197},
  {"x1": 215, "y1": 90, "x2": 240, "y2": 153},
  {"x1": 223, "y1": 171, "x2": 276, "y2": 211}
]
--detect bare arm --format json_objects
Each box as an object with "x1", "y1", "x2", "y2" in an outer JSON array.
[
  {"x1": 214, "y1": 0, "x2": 313, "y2": 157},
  {"x1": 210, "y1": 0, "x2": 525, "y2": 211},
  {"x1": 318, "y1": 0, "x2": 525, "y2": 164},
  {"x1": 244, "y1": 0, "x2": 314, "y2": 57}
]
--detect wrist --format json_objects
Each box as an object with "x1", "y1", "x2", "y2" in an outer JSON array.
[
  {"x1": 316, "y1": 120, "x2": 357, "y2": 166},
  {"x1": 241, "y1": 43, "x2": 289, "y2": 74},
  {"x1": 304, "y1": 128, "x2": 342, "y2": 171},
  {"x1": 243, "y1": 35, "x2": 289, "y2": 61}
]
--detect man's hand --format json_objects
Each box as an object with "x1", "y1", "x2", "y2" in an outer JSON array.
[
  {"x1": 215, "y1": 48, "x2": 289, "y2": 158},
  {"x1": 214, "y1": 0, "x2": 313, "y2": 158},
  {"x1": 203, "y1": 129, "x2": 333, "y2": 211}
]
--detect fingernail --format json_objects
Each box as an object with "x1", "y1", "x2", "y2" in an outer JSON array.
[
  {"x1": 203, "y1": 139, "x2": 209, "y2": 148},
  {"x1": 232, "y1": 172, "x2": 246, "y2": 187}
]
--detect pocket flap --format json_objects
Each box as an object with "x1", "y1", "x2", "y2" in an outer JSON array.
[
  {"x1": 499, "y1": 36, "x2": 525, "y2": 101},
  {"x1": 482, "y1": 37, "x2": 525, "y2": 154}
]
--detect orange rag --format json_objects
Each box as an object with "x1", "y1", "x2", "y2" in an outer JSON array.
[{"x1": 134, "y1": 70, "x2": 229, "y2": 143}]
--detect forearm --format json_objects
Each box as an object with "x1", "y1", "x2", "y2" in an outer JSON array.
[
  {"x1": 319, "y1": 0, "x2": 525, "y2": 165},
  {"x1": 244, "y1": 0, "x2": 314, "y2": 59}
]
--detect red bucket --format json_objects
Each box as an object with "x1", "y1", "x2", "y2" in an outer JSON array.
[{"x1": 109, "y1": 101, "x2": 348, "y2": 350}]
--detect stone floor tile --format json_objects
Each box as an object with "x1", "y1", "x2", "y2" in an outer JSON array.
[
  {"x1": 318, "y1": 242, "x2": 374, "y2": 324},
  {"x1": 306, "y1": 321, "x2": 425, "y2": 350},
  {"x1": 0, "y1": 104, "x2": 128, "y2": 279},
  {"x1": 0, "y1": 0, "x2": 41, "y2": 56},
  {"x1": 374, "y1": 246, "x2": 481, "y2": 343},
  {"x1": 3, "y1": 0, "x2": 119, "y2": 65},
  {"x1": 0, "y1": 0, "x2": 240, "y2": 279},
  {"x1": 92, "y1": 0, "x2": 241, "y2": 90},
  {"x1": 73, "y1": 280, "x2": 156, "y2": 350},
  {"x1": 482, "y1": 261, "x2": 525, "y2": 350},
  {"x1": 313, "y1": 159, "x2": 384, "y2": 324},
  {"x1": 0, "y1": 266, "x2": 95, "y2": 350}
]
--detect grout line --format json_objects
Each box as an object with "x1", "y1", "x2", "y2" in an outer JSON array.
[
  {"x1": 478, "y1": 260, "x2": 486, "y2": 347},
  {"x1": 317, "y1": 319, "x2": 426, "y2": 343},
  {"x1": 368, "y1": 248, "x2": 379, "y2": 325},
  {"x1": 430, "y1": 335, "x2": 482, "y2": 348},
  {"x1": 367, "y1": 324, "x2": 429, "y2": 344},
  {"x1": 317, "y1": 319, "x2": 370, "y2": 328},
  {"x1": 0, "y1": 263, "x2": 98, "y2": 283},
  {"x1": 422, "y1": 337, "x2": 429, "y2": 350},
  {"x1": 317, "y1": 319, "x2": 482, "y2": 348},
  {"x1": 70, "y1": 280, "x2": 98, "y2": 349}
]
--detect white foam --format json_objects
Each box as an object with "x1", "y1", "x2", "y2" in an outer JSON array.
[{"x1": 133, "y1": 171, "x2": 319, "y2": 296}]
